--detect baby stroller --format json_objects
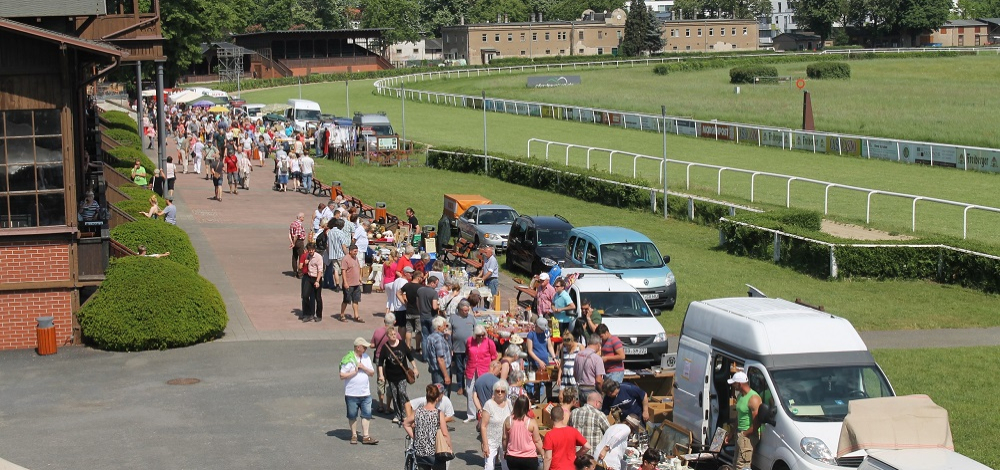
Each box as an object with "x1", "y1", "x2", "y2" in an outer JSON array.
[{"x1": 403, "y1": 435, "x2": 417, "y2": 470}]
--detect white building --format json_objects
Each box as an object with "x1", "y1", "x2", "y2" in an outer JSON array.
[
  {"x1": 645, "y1": 0, "x2": 675, "y2": 16},
  {"x1": 759, "y1": 0, "x2": 798, "y2": 45},
  {"x1": 387, "y1": 38, "x2": 443, "y2": 67}
]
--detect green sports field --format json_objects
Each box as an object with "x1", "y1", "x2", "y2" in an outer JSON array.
[{"x1": 412, "y1": 55, "x2": 1000, "y2": 148}]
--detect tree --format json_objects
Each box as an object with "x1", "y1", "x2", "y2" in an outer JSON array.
[
  {"x1": 644, "y1": 7, "x2": 665, "y2": 53},
  {"x1": 619, "y1": 0, "x2": 647, "y2": 56},
  {"x1": 898, "y1": 0, "x2": 951, "y2": 45},
  {"x1": 790, "y1": 0, "x2": 846, "y2": 42},
  {"x1": 360, "y1": 0, "x2": 423, "y2": 44},
  {"x1": 159, "y1": 0, "x2": 244, "y2": 82},
  {"x1": 469, "y1": 0, "x2": 530, "y2": 24},
  {"x1": 673, "y1": 0, "x2": 769, "y2": 19},
  {"x1": 956, "y1": 0, "x2": 1000, "y2": 18}
]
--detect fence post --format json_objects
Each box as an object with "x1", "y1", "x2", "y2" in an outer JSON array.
[
  {"x1": 829, "y1": 246, "x2": 838, "y2": 278},
  {"x1": 651, "y1": 190, "x2": 657, "y2": 213},
  {"x1": 937, "y1": 249, "x2": 944, "y2": 280},
  {"x1": 773, "y1": 233, "x2": 781, "y2": 263},
  {"x1": 688, "y1": 197, "x2": 695, "y2": 221}
]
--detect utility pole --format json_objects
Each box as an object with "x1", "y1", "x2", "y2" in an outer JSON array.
[{"x1": 662, "y1": 105, "x2": 668, "y2": 219}]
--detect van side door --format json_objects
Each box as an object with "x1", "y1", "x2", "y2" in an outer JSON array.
[
  {"x1": 747, "y1": 365, "x2": 778, "y2": 470},
  {"x1": 673, "y1": 336, "x2": 713, "y2": 445}
]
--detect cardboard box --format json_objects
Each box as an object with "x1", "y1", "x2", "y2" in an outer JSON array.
[{"x1": 649, "y1": 402, "x2": 674, "y2": 424}]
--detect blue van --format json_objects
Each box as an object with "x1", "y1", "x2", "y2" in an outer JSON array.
[{"x1": 564, "y1": 226, "x2": 676, "y2": 311}]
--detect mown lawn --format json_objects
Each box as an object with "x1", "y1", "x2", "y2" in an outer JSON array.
[
  {"x1": 244, "y1": 81, "x2": 1000, "y2": 246},
  {"x1": 413, "y1": 55, "x2": 1000, "y2": 148}
]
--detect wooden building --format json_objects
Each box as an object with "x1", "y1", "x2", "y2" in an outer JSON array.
[{"x1": 0, "y1": 17, "x2": 128, "y2": 350}]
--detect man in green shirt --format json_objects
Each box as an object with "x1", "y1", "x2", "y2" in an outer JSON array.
[
  {"x1": 131, "y1": 160, "x2": 148, "y2": 187},
  {"x1": 728, "y1": 371, "x2": 761, "y2": 470}
]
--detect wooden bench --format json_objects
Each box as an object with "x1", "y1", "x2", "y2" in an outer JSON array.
[{"x1": 312, "y1": 179, "x2": 334, "y2": 197}]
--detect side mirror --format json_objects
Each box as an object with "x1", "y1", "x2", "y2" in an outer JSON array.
[
  {"x1": 759, "y1": 403, "x2": 777, "y2": 427},
  {"x1": 663, "y1": 255, "x2": 671, "y2": 264},
  {"x1": 653, "y1": 309, "x2": 662, "y2": 316}
]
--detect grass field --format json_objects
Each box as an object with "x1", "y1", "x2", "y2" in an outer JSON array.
[
  {"x1": 244, "y1": 81, "x2": 1000, "y2": 246},
  {"x1": 411, "y1": 55, "x2": 1000, "y2": 148},
  {"x1": 874, "y1": 346, "x2": 998, "y2": 469}
]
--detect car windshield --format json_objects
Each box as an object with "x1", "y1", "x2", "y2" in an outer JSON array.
[
  {"x1": 537, "y1": 228, "x2": 570, "y2": 246},
  {"x1": 600, "y1": 242, "x2": 664, "y2": 269},
  {"x1": 295, "y1": 109, "x2": 321, "y2": 121},
  {"x1": 581, "y1": 291, "x2": 652, "y2": 318},
  {"x1": 770, "y1": 366, "x2": 893, "y2": 421},
  {"x1": 370, "y1": 125, "x2": 394, "y2": 135},
  {"x1": 477, "y1": 209, "x2": 517, "y2": 225}
]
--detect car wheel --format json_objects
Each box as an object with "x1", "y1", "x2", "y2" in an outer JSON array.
[{"x1": 504, "y1": 252, "x2": 515, "y2": 270}]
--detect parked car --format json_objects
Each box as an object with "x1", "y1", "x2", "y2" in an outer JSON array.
[
  {"x1": 505, "y1": 214, "x2": 573, "y2": 274},
  {"x1": 564, "y1": 226, "x2": 676, "y2": 311},
  {"x1": 456, "y1": 204, "x2": 519, "y2": 251}
]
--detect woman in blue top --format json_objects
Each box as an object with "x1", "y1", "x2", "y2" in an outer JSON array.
[
  {"x1": 551, "y1": 278, "x2": 577, "y2": 340},
  {"x1": 525, "y1": 318, "x2": 555, "y2": 370}
]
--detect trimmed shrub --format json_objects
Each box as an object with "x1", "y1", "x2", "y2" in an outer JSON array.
[
  {"x1": 105, "y1": 128, "x2": 142, "y2": 149},
  {"x1": 110, "y1": 217, "x2": 199, "y2": 272},
  {"x1": 106, "y1": 146, "x2": 156, "y2": 176},
  {"x1": 807, "y1": 61, "x2": 851, "y2": 79},
  {"x1": 78, "y1": 256, "x2": 226, "y2": 351},
  {"x1": 730, "y1": 65, "x2": 779, "y2": 84},
  {"x1": 653, "y1": 64, "x2": 670, "y2": 75},
  {"x1": 102, "y1": 111, "x2": 139, "y2": 133}
]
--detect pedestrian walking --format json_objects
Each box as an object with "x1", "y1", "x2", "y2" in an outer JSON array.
[
  {"x1": 480, "y1": 380, "x2": 513, "y2": 470},
  {"x1": 372, "y1": 314, "x2": 395, "y2": 414},
  {"x1": 340, "y1": 337, "x2": 379, "y2": 446},
  {"x1": 340, "y1": 244, "x2": 364, "y2": 322},
  {"x1": 300, "y1": 242, "x2": 324, "y2": 322},
  {"x1": 377, "y1": 325, "x2": 418, "y2": 425},
  {"x1": 425, "y1": 316, "x2": 452, "y2": 392},
  {"x1": 403, "y1": 384, "x2": 451, "y2": 470},
  {"x1": 289, "y1": 213, "x2": 306, "y2": 278},
  {"x1": 502, "y1": 395, "x2": 544, "y2": 470}
]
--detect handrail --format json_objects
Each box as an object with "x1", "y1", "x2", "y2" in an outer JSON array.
[
  {"x1": 528, "y1": 138, "x2": 1000, "y2": 239},
  {"x1": 375, "y1": 48, "x2": 1000, "y2": 174}
]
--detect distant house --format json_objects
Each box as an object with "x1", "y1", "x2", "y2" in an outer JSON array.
[
  {"x1": 772, "y1": 32, "x2": 823, "y2": 51},
  {"x1": 661, "y1": 19, "x2": 758, "y2": 52},
  {"x1": 975, "y1": 19, "x2": 1000, "y2": 45},
  {"x1": 923, "y1": 19, "x2": 989, "y2": 47},
  {"x1": 388, "y1": 38, "x2": 444, "y2": 67}
]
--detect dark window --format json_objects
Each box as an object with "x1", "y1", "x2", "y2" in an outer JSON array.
[{"x1": 0, "y1": 110, "x2": 65, "y2": 227}]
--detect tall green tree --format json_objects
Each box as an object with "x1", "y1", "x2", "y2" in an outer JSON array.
[
  {"x1": 644, "y1": 7, "x2": 665, "y2": 53},
  {"x1": 673, "y1": 0, "x2": 769, "y2": 19},
  {"x1": 789, "y1": 0, "x2": 846, "y2": 42},
  {"x1": 957, "y1": 0, "x2": 1000, "y2": 18},
  {"x1": 159, "y1": 0, "x2": 243, "y2": 82},
  {"x1": 469, "y1": 0, "x2": 530, "y2": 24},
  {"x1": 620, "y1": 0, "x2": 646, "y2": 55},
  {"x1": 898, "y1": 0, "x2": 951, "y2": 45},
  {"x1": 360, "y1": 0, "x2": 423, "y2": 44}
]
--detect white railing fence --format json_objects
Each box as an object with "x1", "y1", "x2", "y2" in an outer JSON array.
[
  {"x1": 527, "y1": 138, "x2": 1000, "y2": 239},
  {"x1": 373, "y1": 48, "x2": 1000, "y2": 175}
]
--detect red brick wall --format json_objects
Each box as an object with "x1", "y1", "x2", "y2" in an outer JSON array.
[
  {"x1": 0, "y1": 240, "x2": 71, "y2": 284},
  {"x1": 0, "y1": 239, "x2": 75, "y2": 350},
  {"x1": 0, "y1": 289, "x2": 74, "y2": 350}
]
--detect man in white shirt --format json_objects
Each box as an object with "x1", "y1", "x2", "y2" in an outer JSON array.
[
  {"x1": 593, "y1": 414, "x2": 642, "y2": 470},
  {"x1": 340, "y1": 337, "x2": 379, "y2": 445},
  {"x1": 354, "y1": 218, "x2": 369, "y2": 266},
  {"x1": 405, "y1": 383, "x2": 455, "y2": 423},
  {"x1": 299, "y1": 153, "x2": 315, "y2": 193}
]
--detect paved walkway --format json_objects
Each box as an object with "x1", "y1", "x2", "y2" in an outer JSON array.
[{"x1": 153, "y1": 139, "x2": 522, "y2": 343}]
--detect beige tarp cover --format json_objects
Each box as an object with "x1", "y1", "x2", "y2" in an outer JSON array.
[{"x1": 837, "y1": 394, "x2": 954, "y2": 457}]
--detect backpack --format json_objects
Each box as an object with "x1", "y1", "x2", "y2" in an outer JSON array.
[
  {"x1": 315, "y1": 231, "x2": 328, "y2": 253},
  {"x1": 278, "y1": 158, "x2": 289, "y2": 172}
]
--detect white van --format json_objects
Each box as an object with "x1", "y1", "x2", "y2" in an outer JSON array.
[
  {"x1": 673, "y1": 296, "x2": 896, "y2": 470},
  {"x1": 560, "y1": 267, "x2": 668, "y2": 366},
  {"x1": 285, "y1": 99, "x2": 322, "y2": 133}
]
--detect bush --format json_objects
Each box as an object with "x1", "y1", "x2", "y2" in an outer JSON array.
[
  {"x1": 102, "y1": 111, "x2": 139, "y2": 133},
  {"x1": 106, "y1": 146, "x2": 156, "y2": 176},
  {"x1": 730, "y1": 65, "x2": 779, "y2": 84},
  {"x1": 719, "y1": 211, "x2": 1000, "y2": 289},
  {"x1": 105, "y1": 128, "x2": 142, "y2": 149},
  {"x1": 807, "y1": 61, "x2": 851, "y2": 79},
  {"x1": 78, "y1": 256, "x2": 226, "y2": 351},
  {"x1": 110, "y1": 217, "x2": 199, "y2": 272},
  {"x1": 653, "y1": 64, "x2": 670, "y2": 75}
]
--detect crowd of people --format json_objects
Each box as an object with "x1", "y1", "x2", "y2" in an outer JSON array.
[{"x1": 325, "y1": 241, "x2": 667, "y2": 470}]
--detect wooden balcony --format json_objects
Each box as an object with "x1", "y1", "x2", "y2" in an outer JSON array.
[{"x1": 74, "y1": 0, "x2": 165, "y2": 61}]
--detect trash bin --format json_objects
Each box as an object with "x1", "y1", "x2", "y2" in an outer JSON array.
[{"x1": 36, "y1": 316, "x2": 57, "y2": 356}]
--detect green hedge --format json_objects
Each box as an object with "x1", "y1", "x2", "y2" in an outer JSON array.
[
  {"x1": 206, "y1": 66, "x2": 447, "y2": 93},
  {"x1": 106, "y1": 146, "x2": 156, "y2": 176},
  {"x1": 109, "y1": 217, "x2": 199, "y2": 272},
  {"x1": 730, "y1": 65, "x2": 779, "y2": 84},
  {"x1": 78, "y1": 256, "x2": 226, "y2": 351},
  {"x1": 102, "y1": 111, "x2": 139, "y2": 133},
  {"x1": 718, "y1": 209, "x2": 1000, "y2": 291},
  {"x1": 427, "y1": 147, "x2": 744, "y2": 225},
  {"x1": 807, "y1": 61, "x2": 851, "y2": 79},
  {"x1": 653, "y1": 64, "x2": 670, "y2": 75}
]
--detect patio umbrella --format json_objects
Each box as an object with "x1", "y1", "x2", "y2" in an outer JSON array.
[
  {"x1": 191, "y1": 100, "x2": 214, "y2": 108},
  {"x1": 208, "y1": 105, "x2": 229, "y2": 114}
]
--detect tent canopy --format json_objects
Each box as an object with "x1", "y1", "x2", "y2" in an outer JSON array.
[{"x1": 837, "y1": 394, "x2": 954, "y2": 457}]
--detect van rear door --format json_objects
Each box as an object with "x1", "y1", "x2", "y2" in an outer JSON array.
[{"x1": 673, "y1": 336, "x2": 713, "y2": 444}]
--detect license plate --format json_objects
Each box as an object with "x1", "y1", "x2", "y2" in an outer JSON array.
[
  {"x1": 642, "y1": 293, "x2": 659, "y2": 300},
  {"x1": 625, "y1": 347, "x2": 647, "y2": 355}
]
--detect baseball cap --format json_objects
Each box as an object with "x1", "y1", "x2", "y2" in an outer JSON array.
[
  {"x1": 538, "y1": 272, "x2": 549, "y2": 281},
  {"x1": 402, "y1": 266, "x2": 415, "y2": 273},
  {"x1": 165, "y1": 196, "x2": 174, "y2": 201},
  {"x1": 354, "y1": 337, "x2": 372, "y2": 348},
  {"x1": 727, "y1": 371, "x2": 748, "y2": 384},
  {"x1": 535, "y1": 318, "x2": 549, "y2": 330}
]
